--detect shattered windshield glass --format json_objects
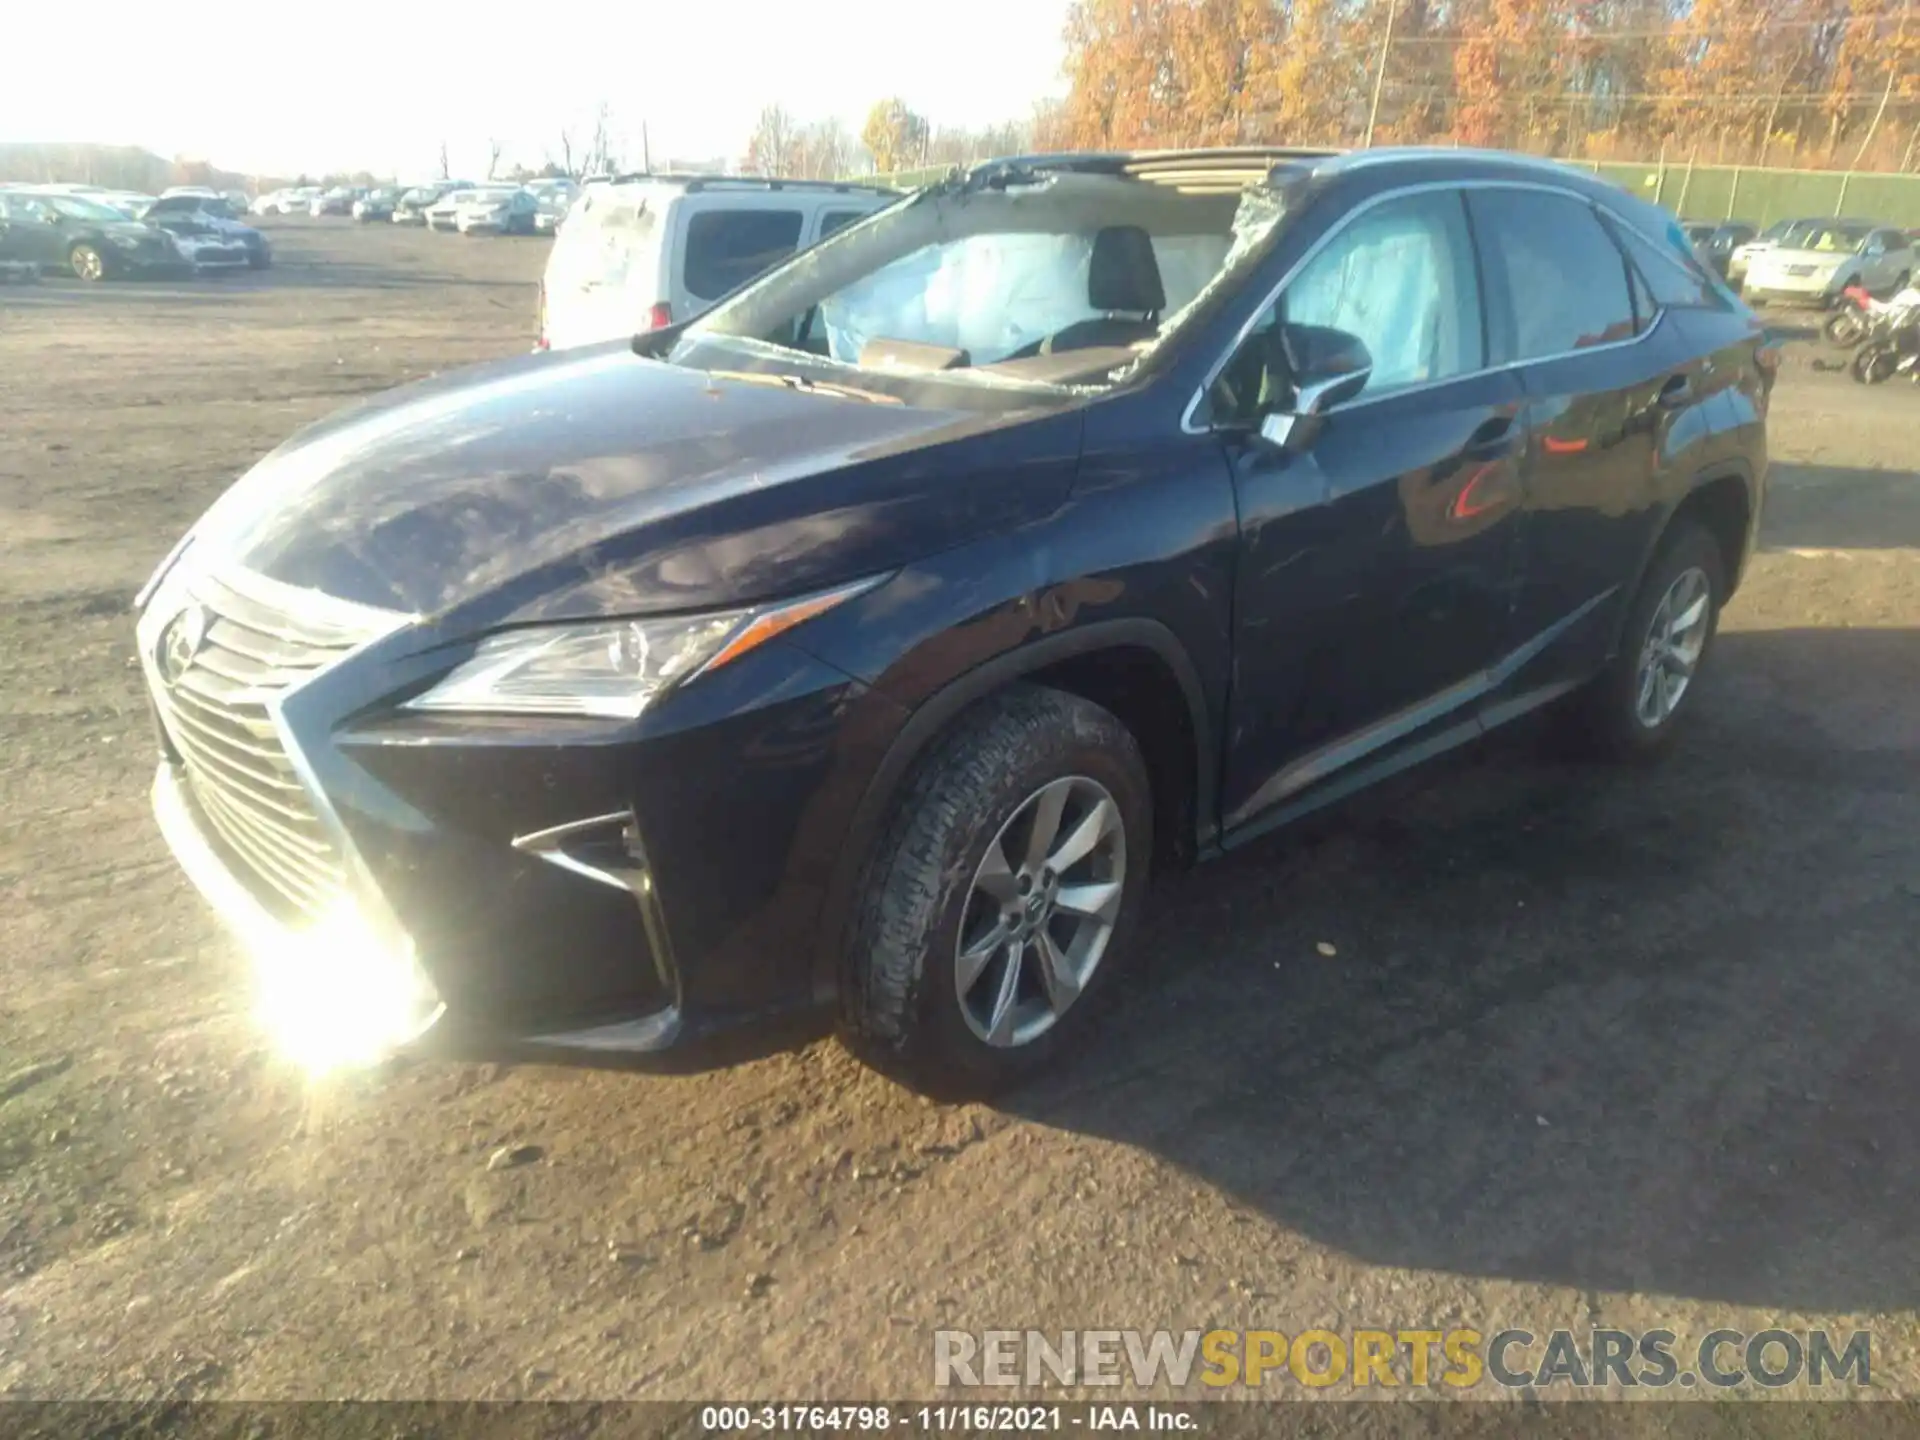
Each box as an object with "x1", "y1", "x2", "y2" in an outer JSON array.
[{"x1": 673, "y1": 169, "x2": 1293, "y2": 394}]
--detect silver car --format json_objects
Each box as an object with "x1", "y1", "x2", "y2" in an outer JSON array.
[{"x1": 1741, "y1": 221, "x2": 1915, "y2": 304}]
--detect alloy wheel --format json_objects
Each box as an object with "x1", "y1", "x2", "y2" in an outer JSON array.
[
  {"x1": 70, "y1": 246, "x2": 104, "y2": 281},
  {"x1": 1634, "y1": 566, "x2": 1711, "y2": 729},
  {"x1": 953, "y1": 775, "x2": 1126, "y2": 1048}
]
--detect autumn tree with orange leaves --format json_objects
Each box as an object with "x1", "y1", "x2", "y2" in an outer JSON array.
[{"x1": 1044, "y1": 0, "x2": 1920, "y2": 169}]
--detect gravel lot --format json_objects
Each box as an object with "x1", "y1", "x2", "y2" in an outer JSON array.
[{"x1": 2, "y1": 217, "x2": 1917, "y2": 1404}]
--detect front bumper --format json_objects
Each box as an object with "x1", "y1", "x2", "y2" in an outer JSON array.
[
  {"x1": 138, "y1": 567, "x2": 897, "y2": 1062},
  {"x1": 1743, "y1": 273, "x2": 1845, "y2": 305},
  {"x1": 151, "y1": 761, "x2": 447, "y2": 1053}
]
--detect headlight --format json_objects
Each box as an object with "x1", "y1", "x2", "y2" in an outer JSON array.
[{"x1": 405, "y1": 576, "x2": 885, "y2": 719}]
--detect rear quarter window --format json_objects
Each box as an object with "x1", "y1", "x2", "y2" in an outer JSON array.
[
  {"x1": 683, "y1": 208, "x2": 805, "y2": 302},
  {"x1": 1607, "y1": 218, "x2": 1726, "y2": 311}
]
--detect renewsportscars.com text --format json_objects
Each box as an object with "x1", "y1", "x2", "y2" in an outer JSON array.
[{"x1": 933, "y1": 1327, "x2": 1872, "y2": 1391}]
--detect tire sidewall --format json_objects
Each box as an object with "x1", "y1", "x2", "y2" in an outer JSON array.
[
  {"x1": 1606, "y1": 525, "x2": 1725, "y2": 758},
  {"x1": 859, "y1": 693, "x2": 1153, "y2": 1094}
]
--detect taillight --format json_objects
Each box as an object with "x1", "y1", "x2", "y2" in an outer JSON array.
[{"x1": 637, "y1": 301, "x2": 673, "y2": 332}]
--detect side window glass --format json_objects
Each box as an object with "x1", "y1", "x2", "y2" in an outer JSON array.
[
  {"x1": 819, "y1": 210, "x2": 865, "y2": 239},
  {"x1": 1468, "y1": 190, "x2": 1638, "y2": 358},
  {"x1": 1610, "y1": 220, "x2": 1722, "y2": 311},
  {"x1": 1206, "y1": 191, "x2": 1484, "y2": 426},
  {"x1": 683, "y1": 209, "x2": 805, "y2": 302}
]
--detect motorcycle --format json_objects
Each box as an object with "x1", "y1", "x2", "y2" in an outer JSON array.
[
  {"x1": 1822, "y1": 285, "x2": 1877, "y2": 347},
  {"x1": 1827, "y1": 281, "x2": 1920, "y2": 350},
  {"x1": 1849, "y1": 305, "x2": 1920, "y2": 384}
]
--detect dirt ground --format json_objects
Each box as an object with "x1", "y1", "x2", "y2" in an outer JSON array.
[{"x1": 2, "y1": 217, "x2": 1918, "y2": 1405}]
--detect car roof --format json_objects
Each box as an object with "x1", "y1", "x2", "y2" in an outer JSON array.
[{"x1": 597, "y1": 172, "x2": 899, "y2": 200}]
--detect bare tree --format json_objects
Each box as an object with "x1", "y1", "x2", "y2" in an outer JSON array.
[
  {"x1": 583, "y1": 103, "x2": 619, "y2": 176},
  {"x1": 745, "y1": 104, "x2": 802, "y2": 176},
  {"x1": 794, "y1": 119, "x2": 852, "y2": 178},
  {"x1": 437, "y1": 140, "x2": 450, "y2": 180},
  {"x1": 485, "y1": 138, "x2": 504, "y2": 179},
  {"x1": 550, "y1": 126, "x2": 578, "y2": 178}
]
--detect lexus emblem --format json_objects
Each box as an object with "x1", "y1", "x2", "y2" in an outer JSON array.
[{"x1": 158, "y1": 603, "x2": 208, "y2": 685}]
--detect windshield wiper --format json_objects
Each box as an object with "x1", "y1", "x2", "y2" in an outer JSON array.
[{"x1": 707, "y1": 369, "x2": 903, "y2": 405}]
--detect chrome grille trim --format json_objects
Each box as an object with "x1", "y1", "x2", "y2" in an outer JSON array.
[{"x1": 140, "y1": 565, "x2": 409, "y2": 922}]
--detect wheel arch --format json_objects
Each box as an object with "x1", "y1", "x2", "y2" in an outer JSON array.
[
  {"x1": 1612, "y1": 462, "x2": 1756, "y2": 653},
  {"x1": 809, "y1": 618, "x2": 1217, "y2": 1004}
]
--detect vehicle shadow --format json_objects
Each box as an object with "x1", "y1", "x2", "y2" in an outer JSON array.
[
  {"x1": 1763, "y1": 463, "x2": 1920, "y2": 551},
  {"x1": 1004, "y1": 625, "x2": 1920, "y2": 1315}
]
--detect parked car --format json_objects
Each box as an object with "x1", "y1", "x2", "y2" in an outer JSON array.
[
  {"x1": 90, "y1": 191, "x2": 160, "y2": 220},
  {"x1": 1741, "y1": 221, "x2": 1914, "y2": 306},
  {"x1": 451, "y1": 186, "x2": 539, "y2": 235},
  {"x1": 309, "y1": 186, "x2": 364, "y2": 217},
  {"x1": 142, "y1": 194, "x2": 272, "y2": 268},
  {"x1": 526, "y1": 177, "x2": 580, "y2": 232},
  {"x1": 1725, "y1": 216, "x2": 1826, "y2": 287},
  {"x1": 392, "y1": 184, "x2": 458, "y2": 225},
  {"x1": 0, "y1": 189, "x2": 186, "y2": 280},
  {"x1": 424, "y1": 189, "x2": 480, "y2": 231},
  {"x1": 255, "y1": 187, "x2": 321, "y2": 216},
  {"x1": 133, "y1": 147, "x2": 1772, "y2": 1090},
  {"x1": 353, "y1": 187, "x2": 406, "y2": 222},
  {"x1": 1681, "y1": 219, "x2": 1756, "y2": 278},
  {"x1": 538, "y1": 174, "x2": 897, "y2": 350}
]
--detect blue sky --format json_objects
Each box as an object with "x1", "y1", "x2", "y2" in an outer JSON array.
[{"x1": 7, "y1": 0, "x2": 1072, "y2": 178}]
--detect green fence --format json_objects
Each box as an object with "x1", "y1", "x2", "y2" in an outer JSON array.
[
  {"x1": 1575, "y1": 160, "x2": 1920, "y2": 227},
  {"x1": 863, "y1": 157, "x2": 1920, "y2": 227}
]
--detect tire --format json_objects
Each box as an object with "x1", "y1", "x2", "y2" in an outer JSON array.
[
  {"x1": 247, "y1": 250, "x2": 270, "y2": 271},
  {"x1": 68, "y1": 243, "x2": 107, "y2": 282},
  {"x1": 1823, "y1": 309, "x2": 1868, "y2": 348},
  {"x1": 1853, "y1": 344, "x2": 1898, "y2": 384},
  {"x1": 1562, "y1": 521, "x2": 1724, "y2": 761},
  {"x1": 841, "y1": 685, "x2": 1152, "y2": 1097}
]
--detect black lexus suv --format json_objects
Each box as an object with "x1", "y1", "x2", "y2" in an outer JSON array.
[{"x1": 135, "y1": 147, "x2": 1771, "y2": 1091}]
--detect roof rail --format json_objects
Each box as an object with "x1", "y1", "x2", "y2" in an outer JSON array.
[{"x1": 604, "y1": 171, "x2": 900, "y2": 195}]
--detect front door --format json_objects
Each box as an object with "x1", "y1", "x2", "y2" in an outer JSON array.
[
  {"x1": 1208, "y1": 188, "x2": 1528, "y2": 835},
  {"x1": 0, "y1": 195, "x2": 64, "y2": 268}
]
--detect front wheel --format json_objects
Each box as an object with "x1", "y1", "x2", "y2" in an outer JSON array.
[
  {"x1": 841, "y1": 686, "x2": 1152, "y2": 1097},
  {"x1": 1853, "y1": 344, "x2": 1899, "y2": 384},
  {"x1": 1562, "y1": 521, "x2": 1724, "y2": 761},
  {"x1": 1823, "y1": 309, "x2": 1868, "y2": 348},
  {"x1": 68, "y1": 243, "x2": 107, "y2": 281}
]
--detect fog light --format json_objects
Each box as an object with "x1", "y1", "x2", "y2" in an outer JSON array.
[{"x1": 251, "y1": 900, "x2": 443, "y2": 1076}]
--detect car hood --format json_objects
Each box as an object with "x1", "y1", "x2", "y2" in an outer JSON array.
[
  {"x1": 184, "y1": 343, "x2": 1081, "y2": 628},
  {"x1": 108, "y1": 222, "x2": 167, "y2": 243}
]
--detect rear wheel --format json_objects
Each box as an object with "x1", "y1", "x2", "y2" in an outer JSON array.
[
  {"x1": 1823, "y1": 309, "x2": 1868, "y2": 347},
  {"x1": 68, "y1": 243, "x2": 106, "y2": 281},
  {"x1": 841, "y1": 686, "x2": 1151, "y2": 1097},
  {"x1": 1853, "y1": 344, "x2": 1898, "y2": 384},
  {"x1": 1562, "y1": 521, "x2": 1724, "y2": 761}
]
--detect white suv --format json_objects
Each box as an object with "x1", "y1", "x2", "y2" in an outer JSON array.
[{"x1": 537, "y1": 175, "x2": 897, "y2": 351}]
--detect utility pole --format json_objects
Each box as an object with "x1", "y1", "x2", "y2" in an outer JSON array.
[
  {"x1": 641, "y1": 122, "x2": 652, "y2": 172},
  {"x1": 1364, "y1": 0, "x2": 1402, "y2": 148}
]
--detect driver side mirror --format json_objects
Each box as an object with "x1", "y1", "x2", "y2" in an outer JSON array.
[{"x1": 1256, "y1": 323, "x2": 1374, "y2": 451}]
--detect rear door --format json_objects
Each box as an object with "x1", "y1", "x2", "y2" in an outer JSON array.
[
  {"x1": 1468, "y1": 186, "x2": 1713, "y2": 703},
  {"x1": 672, "y1": 200, "x2": 806, "y2": 322}
]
